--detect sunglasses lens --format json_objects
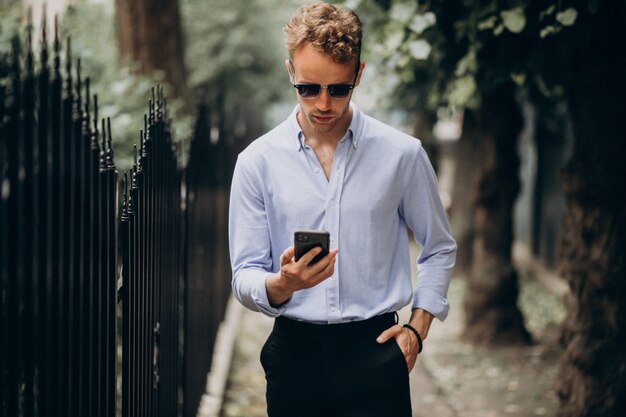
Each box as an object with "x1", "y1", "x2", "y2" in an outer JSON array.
[
  {"x1": 328, "y1": 85, "x2": 352, "y2": 98},
  {"x1": 296, "y1": 84, "x2": 321, "y2": 98}
]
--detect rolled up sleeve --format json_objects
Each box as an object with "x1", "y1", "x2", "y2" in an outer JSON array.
[{"x1": 229, "y1": 154, "x2": 285, "y2": 317}]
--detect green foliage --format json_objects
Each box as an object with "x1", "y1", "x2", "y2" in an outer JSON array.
[
  {"x1": 181, "y1": 0, "x2": 309, "y2": 132},
  {"x1": 59, "y1": 3, "x2": 192, "y2": 172},
  {"x1": 0, "y1": 3, "x2": 22, "y2": 104},
  {"x1": 350, "y1": 0, "x2": 463, "y2": 114},
  {"x1": 2, "y1": 0, "x2": 322, "y2": 170},
  {"x1": 357, "y1": 0, "x2": 595, "y2": 113}
]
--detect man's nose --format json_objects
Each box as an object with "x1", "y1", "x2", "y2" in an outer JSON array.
[{"x1": 315, "y1": 88, "x2": 332, "y2": 111}]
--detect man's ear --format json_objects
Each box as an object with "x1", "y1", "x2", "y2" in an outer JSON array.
[
  {"x1": 285, "y1": 59, "x2": 294, "y2": 82},
  {"x1": 354, "y1": 61, "x2": 366, "y2": 87}
]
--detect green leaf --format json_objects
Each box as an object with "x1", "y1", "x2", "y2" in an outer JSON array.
[
  {"x1": 448, "y1": 75, "x2": 477, "y2": 107},
  {"x1": 556, "y1": 8, "x2": 578, "y2": 26},
  {"x1": 500, "y1": 7, "x2": 526, "y2": 33},
  {"x1": 540, "y1": 25, "x2": 562, "y2": 38},
  {"x1": 408, "y1": 39, "x2": 432, "y2": 60},
  {"x1": 478, "y1": 16, "x2": 498, "y2": 31},
  {"x1": 510, "y1": 73, "x2": 526, "y2": 86},
  {"x1": 384, "y1": 30, "x2": 405, "y2": 52},
  {"x1": 397, "y1": 55, "x2": 411, "y2": 69},
  {"x1": 455, "y1": 48, "x2": 477, "y2": 77},
  {"x1": 390, "y1": 1, "x2": 417, "y2": 24},
  {"x1": 409, "y1": 12, "x2": 436, "y2": 34},
  {"x1": 493, "y1": 24, "x2": 505, "y2": 36}
]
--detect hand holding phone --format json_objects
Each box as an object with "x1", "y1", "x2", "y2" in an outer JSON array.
[{"x1": 294, "y1": 230, "x2": 330, "y2": 266}]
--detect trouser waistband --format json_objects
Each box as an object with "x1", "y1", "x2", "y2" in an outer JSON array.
[{"x1": 274, "y1": 312, "x2": 398, "y2": 338}]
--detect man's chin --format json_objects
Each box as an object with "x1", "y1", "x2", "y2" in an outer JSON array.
[{"x1": 308, "y1": 116, "x2": 337, "y2": 131}]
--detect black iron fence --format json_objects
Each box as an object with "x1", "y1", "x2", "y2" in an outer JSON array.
[
  {"x1": 0, "y1": 21, "x2": 118, "y2": 417},
  {"x1": 0, "y1": 18, "x2": 234, "y2": 417},
  {"x1": 182, "y1": 102, "x2": 234, "y2": 417},
  {"x1": 120, "y1": 87, "x2": 184, "y2": 417}
]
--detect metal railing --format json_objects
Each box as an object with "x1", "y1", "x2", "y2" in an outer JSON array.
[
  {"x1": 1, "y1": 17, "x2": 235, "y2": 417},
  {"x1": 182, "y1": 102, "x2": 234, "y2": 417},
  {"x1": 0, "y1": 20, "x2": 117, "y2": 417},
  {"x1": 119, "y1": 87, "x2": 184, "y2": 417}
]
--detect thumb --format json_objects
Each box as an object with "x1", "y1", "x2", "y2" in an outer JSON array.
[{"x1": 281, "y1": 246, "x2": 295, "y2": 265}]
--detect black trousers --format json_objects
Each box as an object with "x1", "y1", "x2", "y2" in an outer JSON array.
[{"x1": 260, "y1": 313, "x2": 412, "y2": 417}]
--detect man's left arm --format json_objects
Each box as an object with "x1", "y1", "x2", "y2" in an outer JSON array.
[{"x1": 377, "y1": 145, "x2": 457, "y2": 371}]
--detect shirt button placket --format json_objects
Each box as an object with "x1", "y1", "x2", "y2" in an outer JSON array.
[{"x1": 326, "y1": 140, "x2": 349, "y2": 323}]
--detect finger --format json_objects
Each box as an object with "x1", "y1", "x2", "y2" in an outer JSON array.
[
  {"x1": 376, "y1": 324, "x2": 402, "y2": 344},
  {"x1": 297, "y1": 246, "x2": 323, "y2": 266},
  {"x1": 307, "y1": 249, "x2": 338, "y2": 274},
  {"x1": 307, "y1": 252, "x2": 337, "y2": 285}
]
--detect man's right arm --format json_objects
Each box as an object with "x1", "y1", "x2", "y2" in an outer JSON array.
[
  {"x1": 229, "y1": 156, "x2": 282, "y2": 316},
  {"x1": 229, "y1": 156, "x2": 338, "y2": 316}
]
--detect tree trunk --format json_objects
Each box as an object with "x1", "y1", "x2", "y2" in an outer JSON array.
[
  {"x1": 449, "y1": 111, "x2": 479, "y2": 276},
  {"x1": 463, "y1": 82, "x2": 532, "y2": 346},
  {"x1": 412, "y1": 109, "x2": 439, "y2": 174},
  {"x1": 556, "y1": 2, "x2": 626, "y2": 415},
  {"x1": 115, "y1": 0, "x2": 191, "y2": 102}
]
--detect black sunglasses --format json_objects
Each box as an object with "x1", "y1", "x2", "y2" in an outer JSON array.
[
  {"x1": 292, "y1": 83, "x2": 355, "y2": 99},
  {"x1": 289, "y1": 60, "x2": 360, "y2": 99}
]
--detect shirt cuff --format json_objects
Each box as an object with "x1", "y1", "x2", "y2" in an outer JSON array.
[
  {"x1": 249, "y1": 271, "x2": 289, "y2": 317},
  {"x1": 412, "y1": 286, "x2": 450, "y2": 321}
]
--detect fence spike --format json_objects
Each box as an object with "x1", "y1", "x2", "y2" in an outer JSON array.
[
  {"x1": 121, "y1": 172, "x2": 129, "y2": 221},
  {"x1": 131, "y1": 147, "x2": 138, "y2": 191},
  {"x1": 40, "y1": 4, "x2": 48, "y2": 69},
  {"x1": 106, "y1": 117, "x2": 115, "y2": 169},
  {"x1": 128, "y1": 170, "x2": 135, "y2": 214},
  {"x1": 76, "y1": 58, "x2": 82, "y2": 111},
  {"x1": 91, "y1": 94, "x2": 100, "y2": 151},
  {"x1": 53, "y1": 15, "x2": 60, "y2": 77},
  {"x1": 92, "y1": 95, "x2": 98, "y2": 133},
  {"x1": 100, "y1": 119, "x2": 107, "y2": 171},
  {"x1": 65, "y1": 37, "x2": 73, "y2": 98},
  {"x1": 82, "y1": 77, "x2": 92, "y2": 140},
  {"x1": 25, "y1": 12, "x2": 34, "y2": 76},
  {"x1": 157, "y1": 85, "x2": 163, "y2": 120},
  {"x1": 66, "y1": 36, "x2": 71, "y2": 77},
  {"x1": 149, "y1": 99, "x2": 154, "y2": 125},
  {"x1": 85, "y1": 78, "x2": 90, "y2": 118},
  {"x1": 142, "y1": 114, "x2": 149, "y2": 158}
]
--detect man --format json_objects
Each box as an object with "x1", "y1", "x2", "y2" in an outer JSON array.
[{"x1": 228, "y1": 2, "x2": 456, "y2": 416}]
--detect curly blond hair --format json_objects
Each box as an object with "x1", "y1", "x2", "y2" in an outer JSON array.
[{"x1": 284, "y1": 2, "x2": 362, "y2": 65}]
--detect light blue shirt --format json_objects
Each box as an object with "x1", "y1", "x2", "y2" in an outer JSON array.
[{"x1": 229, "y1": 103, "x2": 456, "y2": 324}]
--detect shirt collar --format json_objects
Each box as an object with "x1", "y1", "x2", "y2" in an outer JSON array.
[{"x1": 287, "y1": 102, "x2": 362, "y2": 151}]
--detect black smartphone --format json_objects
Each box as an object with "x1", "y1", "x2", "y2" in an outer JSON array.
[{"x1": 294, "y1": 230, "x2": 330, "y2": 266}]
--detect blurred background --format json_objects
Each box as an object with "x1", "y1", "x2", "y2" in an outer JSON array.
[{"x1": 1, "y1": 0, "x2": 624, "y2": 416}]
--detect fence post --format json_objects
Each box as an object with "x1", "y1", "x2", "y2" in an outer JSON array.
[{"x1": 1, "y1": 15, "x2": 241, "y2": 417}]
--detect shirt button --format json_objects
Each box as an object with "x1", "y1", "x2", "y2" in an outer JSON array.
[
  {"x1": 330, "y1": 307, "x2": 336, "y2": 312},
  {"x1": 314, "y1": 168, "x2": 320, "y2": 174}
]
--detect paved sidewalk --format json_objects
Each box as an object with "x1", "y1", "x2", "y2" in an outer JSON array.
[
  {"x1": 218, "y1": 276, "x2": 562, "y2": 417},
  {"x1": 215, "y1": 242, "x2": 565, "y2": 417}
]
